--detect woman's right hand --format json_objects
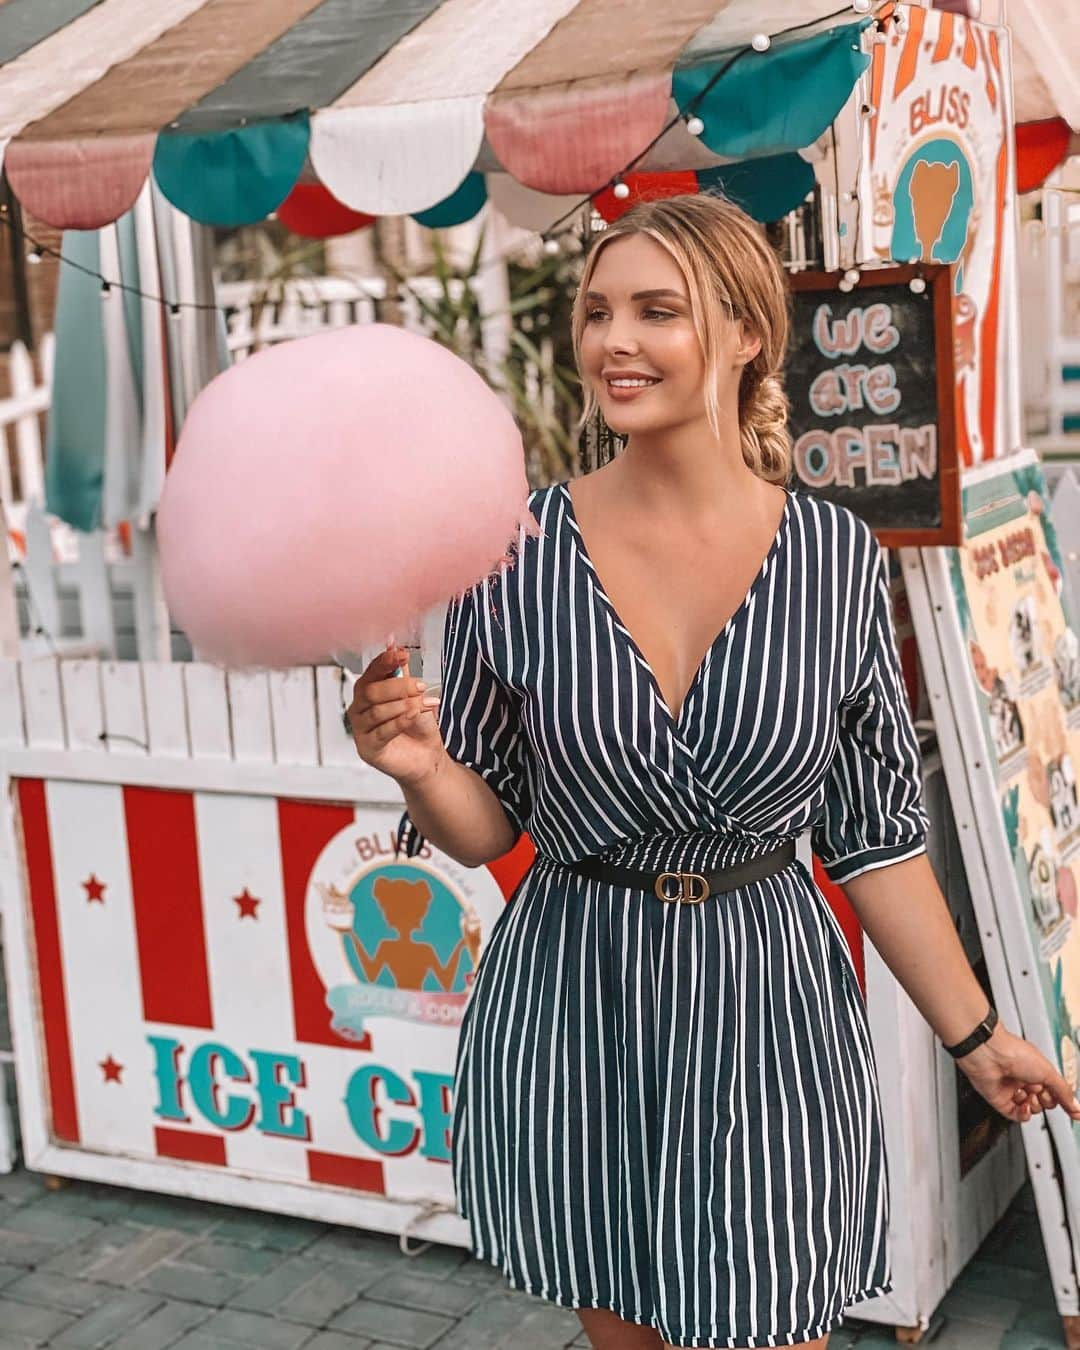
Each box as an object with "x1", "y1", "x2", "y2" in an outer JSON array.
[{"x1": 347, "y1": 644, "x2": 446, "y2": 787}]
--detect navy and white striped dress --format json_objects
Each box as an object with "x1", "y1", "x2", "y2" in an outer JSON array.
[{"x1": 396, "y1": 481, "x2": 930, "y2": 1349}]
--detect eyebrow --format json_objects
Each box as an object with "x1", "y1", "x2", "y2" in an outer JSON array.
[{"x1": 584, "y1": 288, "x2": 687, "y2": 302}]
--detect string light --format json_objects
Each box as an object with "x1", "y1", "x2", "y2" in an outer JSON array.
[
  {"x1": 751, "y1": 33, "x2": 771, "y2": 51},
  {"x1": 612, "y1": 180, "x2": 631, "y2": 200},
  {"x1": 843, "y1": 267, "x2": 861, "y2": 286},
  {"x1": 852, "y1": 0, "x2": 872, "y2": 11},
  {"x1": 543, "y1": 237, "x2": 561, "y2": 255},
  {"x1": 909, "y1": 275, "x2": 926, "y2": 294},
  {"x1": 685, "y1": 115, "x2": 705, "y2": 136},
  {"x1": 26, "y1": 248, "x2": 42, "y2": 265}
]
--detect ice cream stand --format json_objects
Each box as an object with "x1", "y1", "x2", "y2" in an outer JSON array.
[{"x1": 0, "y1": 1, "x2": 1079, "y2": 1341}]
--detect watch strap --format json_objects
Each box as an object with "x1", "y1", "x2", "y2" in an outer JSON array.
[{"x1": 944, "y1": 1004, "x2": 999, "y2": 1059}]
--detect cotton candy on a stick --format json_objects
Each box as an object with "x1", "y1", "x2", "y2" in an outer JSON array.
[{"x1": 157, "y1": 323, "x2": 538, "y2": 668}]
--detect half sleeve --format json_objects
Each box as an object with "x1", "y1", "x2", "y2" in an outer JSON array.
[
  {"x1": 811, "y1": 542, "x2": 930, "y2": 884},
  {"x1": 394, "y1": 581, "x2": 533, "y2": 859}
]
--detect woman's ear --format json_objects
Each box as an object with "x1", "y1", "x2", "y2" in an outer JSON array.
[{"x1": 735, "y1": 320, "x2": 763, "y2": 367}]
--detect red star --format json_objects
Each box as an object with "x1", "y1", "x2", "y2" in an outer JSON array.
[
  {"x1": 99, "y1": 1056, "x2": 123, "y2": 1084},
  {"x1": 83, "y1": 874, "x2": 106, "y2": 904},
  {"x1": 233, "y1": 888, "x2": 261, "y2": 920}
]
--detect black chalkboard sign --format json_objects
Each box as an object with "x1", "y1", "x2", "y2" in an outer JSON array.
[{"x1": 785, "y1": 263, "x2": 961, "y2": 546}]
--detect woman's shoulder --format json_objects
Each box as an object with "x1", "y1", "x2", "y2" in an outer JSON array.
[{"x1": 788, "y1": 485, "x2": 879, "y2": 557}]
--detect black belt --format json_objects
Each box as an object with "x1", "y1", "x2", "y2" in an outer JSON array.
[{"x1": 565, "y1": 837, "x2": 797, "y2": 903}]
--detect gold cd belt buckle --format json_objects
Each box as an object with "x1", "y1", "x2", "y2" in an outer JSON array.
[{"x1": 654, "y1": 870, "x2": 711, "y2": 903}]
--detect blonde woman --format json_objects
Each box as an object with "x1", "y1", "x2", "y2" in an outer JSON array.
[{"x1": 348, "y1": 195, "x2": 1080, "y2": 1350}]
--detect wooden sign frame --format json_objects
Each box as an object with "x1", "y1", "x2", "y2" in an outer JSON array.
[{"x1": 787, "y1": 262, "x2": 962, "y2": 549}]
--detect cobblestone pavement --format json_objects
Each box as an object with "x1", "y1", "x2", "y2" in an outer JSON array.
[{"x1": 0, "y1": 1159, "x2": 1064, "y2": 1350}]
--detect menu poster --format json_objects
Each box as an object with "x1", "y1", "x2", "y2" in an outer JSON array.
[{"x1": 947, "y1": 455, "x2": 1080, "y2": 1084}]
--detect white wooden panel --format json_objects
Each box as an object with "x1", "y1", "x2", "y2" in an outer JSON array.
[
  {"x1": 268, "y1": 668, "x2": 318, "y2": 766},
  {"x1": 315, "y1": 665, "x2": 356, "y2": 768},
  {"x1": 183, "y1": 664, "x2": 231, "y2": 760},
  {"x1": 0, "y1": 515, "x2": 18, "y2": 659},
  {"x1": 46, "y1": 780, "x2": 158, "y2": 1159},
  {"x1": 1052, "y1": 469, "x2": 1080, "y2": 620},
  {"x1": 142, "y1": 661, "x2": 189, "y2": 759},
  {"x1": 73, "y1": 531, "x2": 116, "y2": 658},
  {"x1": 226, "y1": 671, "x2": 273, "y2": 764},
  {"x1": 19, "y1": 657, "x2": 65, "y2": 748},
  {"x1": 59, "y1": 660, "x2": 105, "y2": 753},
  {"x1": 101, "y1": 661, "x2": 147, "y2": 754},
  {"x1": 24, "y1": 504, "x2": 59, "y2": 643},
  {"x1": 0, "y1": 659, "x2": 25, "y2": 747}
]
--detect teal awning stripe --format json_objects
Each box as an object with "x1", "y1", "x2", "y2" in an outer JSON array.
[{"x1": 46, "y1": 229, "x2": 106, "y2": 532}]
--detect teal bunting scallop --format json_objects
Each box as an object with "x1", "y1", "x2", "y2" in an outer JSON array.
[
  {"x1": 696, "y1": 152, "x2": 815, "y2": 223},
  {"x1": 153, "y1": 113, "x2": 310, "y2": 228},
  {"x1": 412, "y1": 172, "x2": 488, "y2": 228},
  {"x1": 673, "y1": 21, "x2": 872, "y2": 160}
]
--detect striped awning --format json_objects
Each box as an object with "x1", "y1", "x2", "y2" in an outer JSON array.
[{"x1": 0, "y1": 0, "x2": 875, "y2": 230}]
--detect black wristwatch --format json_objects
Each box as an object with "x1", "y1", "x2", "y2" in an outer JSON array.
[{"x1": 943, "y1": 1004, "x2": 999, "y2": 1059}]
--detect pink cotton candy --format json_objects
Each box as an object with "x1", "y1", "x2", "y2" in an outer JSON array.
[{"x1": 157, "y1": 323, "x2": 539, "y2": 669}]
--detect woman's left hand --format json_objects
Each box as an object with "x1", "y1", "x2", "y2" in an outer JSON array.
[{"x1": 957, "y1": 1024, "x2": 1080, "y2": 1124}]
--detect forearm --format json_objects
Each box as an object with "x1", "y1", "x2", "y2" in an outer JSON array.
[
  {"x1": 841, "y1": 851, "x2": 995, "y2": 1046},
  {"x1": 400, "y1": 751, "x2": 519, "y2": 868}
]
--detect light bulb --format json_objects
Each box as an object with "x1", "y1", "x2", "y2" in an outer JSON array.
[
  {"x1": 751, "y1": 32, "x2": 771, "y2": 51},
  {"x1": 909, "y1": 276, "x2": 926, "y2": 294},
  {"x1": 843, "y1": 268, "x2": 861, "y2": 286},
  {"x1": 685, "y1": 115, "x2": 705, "y2": 136},
  {"x1": 543, "y1": 238, "x2": 560, "y2": 255},
  {"x1": 853, "y1": 0, "x2": 872, "y2": 11},
  {"x1": 838, "y1": 278, "x2": 854, "y2": 293},
  {"x1": 613, "y1": 181, "x2": 630, "y2": 200},
  {"x1": 27, "y1": 249, "x2": 42, "y2": 265}
]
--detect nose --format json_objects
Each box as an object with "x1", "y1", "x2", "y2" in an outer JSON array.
[{"x1": 602, "y1": 310, "x2": 640, "y2": 356}]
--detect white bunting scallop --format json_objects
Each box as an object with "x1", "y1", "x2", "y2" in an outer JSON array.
[{"x1": 311, "y1": 97, "x2": 486, "y2": 216}]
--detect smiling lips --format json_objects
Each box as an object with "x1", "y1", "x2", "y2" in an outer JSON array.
[{"x1": 603, "y1": 371, "x2": 662, "y2": 399}]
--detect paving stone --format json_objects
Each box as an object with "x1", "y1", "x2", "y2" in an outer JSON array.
[
  {"x1": 107, "y1": 1299, "x2": 210, "y2": 1350},
  {"x1": 197, "y1": 1308, "x2": 312, "y2": 1348},
  {"x1": 205, "y1": 1210, "x2": 328, "y2": 1252},
  {"x1": 0, "y1": 1173, "x2": 48, "y2": 1208},
  {"x1": 179, "y1": 1237, "x2": 283, "y2": 1277},
  {"x1": 137, "y1": 1259, "x2": 250, "y2": 1307},
  {"x1": 2, "y1": 1271, "x2": 108, "y2": 1314},
  {"x1": 393, "y1": 1245, "x2": 470, "y2": 1281},
  {"x1": 0, "y1": 1264, "x2": 22, "y2": 1292},
  {"x1": 939, "y1": 1289, "x2": 1025, "y2": 1329},
  {"x1": 0, "y1": 1297, "x2": 75, "y2": 1345},
  {"x1": 276, "y1": 1263, "x2": 374, "y2": 1326},
  {"x1": 364, "y1": 1271, "x2": 485, "y2": 1317},
  {"x1": 0, "y1": 1228, "x2": 61, "y2": 1268},
  {"x1": 445, "y1": 1258, "x2": 510, "y2": 1290},
  {"x1": 1009, "y1": 1303, "x2": 1069, "y2": 1343},
  {"x1": 52, "y1": 1292, "x2": 164, "y2": 1348},
  {"x1": 225, "y1": 1256, "x2": 326, "y2": 1314},
  {"x1": 38, "y1": 1186, "x2": 136, "y2": 1224},
  {"x1": 425, "y1": 1291, "x2": 580, "y2": 1349},
  {"x1": 37, "y1": 1222, "x2": 158, "y2": 1278},
  {"x1": 305, "y1": 1229, "x2": 402, "y2": 1269},
  {"x1": 0, "y1": 1203, "x2": 104, "y2": 1243},
  {"x1": 1000, "y1": 1330, "x2": 1066, "y2": 1350},
  {"x1": 954, "y1": 1259, "x2": 1056, "y2": 1305},
  {"x1": 304, "y1": 1335, "x2": 376, "y2": 1350},
  {"x1": 87, "y1": 1228, "x2": 193, "y2": 1285},
  {"x1": 329, "y1": 1296, "x2": 455, "y2": 1347},
  {"x1": 125, "y1": 1194, "x2": 224, "y2": 1234}
]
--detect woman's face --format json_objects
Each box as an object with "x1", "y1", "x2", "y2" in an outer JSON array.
[{"x1": 578, "y1": 232, "x2": 749, "y2": 439}]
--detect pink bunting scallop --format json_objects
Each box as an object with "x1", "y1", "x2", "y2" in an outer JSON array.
[
  {"x1": 4, "y1": 135, "x2": 154, "y2": 229},
  {"x1": 484, "y1": 70, "x2": 672, "y2": 195}
]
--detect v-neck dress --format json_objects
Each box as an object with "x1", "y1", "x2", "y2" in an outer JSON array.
[{"x1": 395, "y1": 481, "x2": 930, "y2": 1350}]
